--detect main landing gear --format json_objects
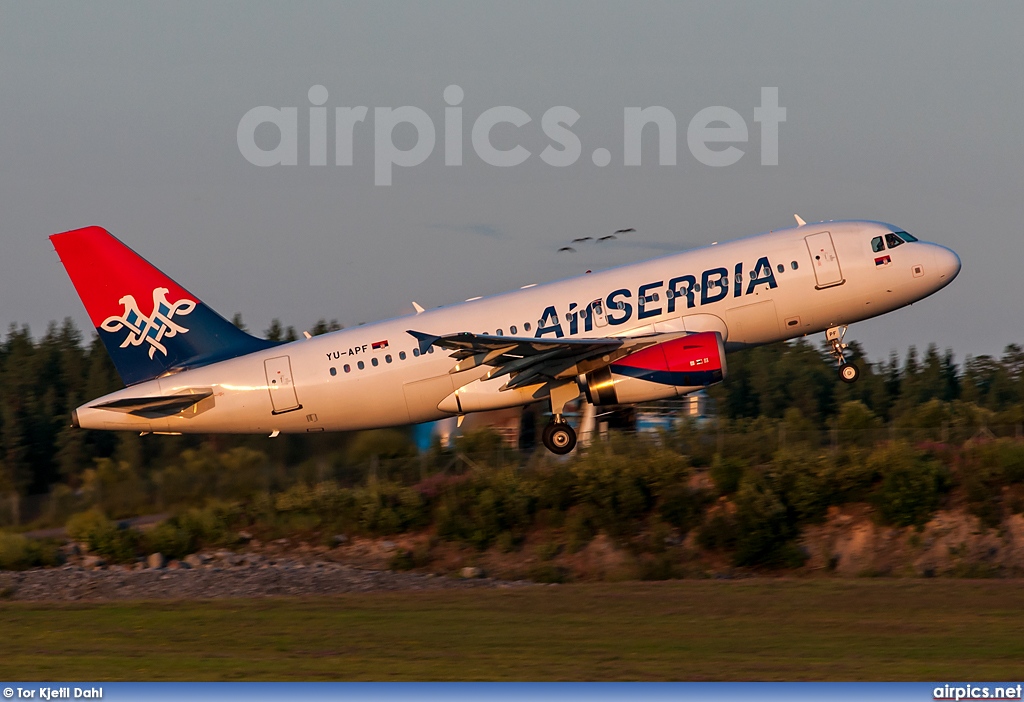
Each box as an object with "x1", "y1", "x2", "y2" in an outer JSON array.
[
  {"x1": 827, "y1": 324, "x2": 860, "y2": 384},
  {"x1": 541, "y1": 381, "x2": 581, "y2": 455},
  {"x1": 542, "y1": 420, "x2": 577, "y2": 455}
]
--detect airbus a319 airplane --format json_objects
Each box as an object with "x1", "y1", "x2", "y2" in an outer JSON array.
[{"x1": 50, "y1": 218, "x2": 960, "y2": 454}]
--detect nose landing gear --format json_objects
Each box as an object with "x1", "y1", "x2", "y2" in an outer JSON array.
[{"x1": 827, "y1": 325, "x2": 860, "y2": 384}]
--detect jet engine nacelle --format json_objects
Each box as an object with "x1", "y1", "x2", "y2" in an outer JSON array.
[{"x1": 582, "y1": 331, "x2": 726, "y2": 406}]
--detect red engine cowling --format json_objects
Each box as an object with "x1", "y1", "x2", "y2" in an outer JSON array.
[{"x1": 582, "y1": 331, "x2": 727, "y2": 406}]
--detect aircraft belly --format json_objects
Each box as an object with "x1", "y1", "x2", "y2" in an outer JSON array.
[{"x1": 724, "y1": 300, "x2": 782, "y2": 346}]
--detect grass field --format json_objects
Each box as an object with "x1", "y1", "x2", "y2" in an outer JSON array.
[{"x1": 1, "y1": 579, "x2": 1023, "y2": 680}]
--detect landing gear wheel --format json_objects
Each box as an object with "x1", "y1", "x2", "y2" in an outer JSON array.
[
  {"x1": 839, "y1": 363, "x2": 860, "y2": 384},
  {"x1": 541, "y1": 422, "x2": 556, "y2": 447},
  {"x1": 543, "y1": 422, "x2": 577, "y2": 455}
]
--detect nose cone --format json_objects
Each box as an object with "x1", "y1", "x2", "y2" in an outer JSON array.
[{"x1": 933, "y1": 244, "x2": 962, "y2": 284}]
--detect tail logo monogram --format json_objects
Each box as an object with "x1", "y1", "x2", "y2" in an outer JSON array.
[{"x1": 100, "y1": 287, "x2": 197, "y2": 359}]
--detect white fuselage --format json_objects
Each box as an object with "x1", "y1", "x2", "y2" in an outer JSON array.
[{"x1": 75, "y1": 220, "x2": 960, "y2": 434}]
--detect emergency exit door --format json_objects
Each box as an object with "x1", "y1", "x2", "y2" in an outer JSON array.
[
  {"x1": 805, "y1": 231, "x2": 845, "y2": 288},
  {"x1": 265, "y1": 355, "x2": 302, "y2": 414}
]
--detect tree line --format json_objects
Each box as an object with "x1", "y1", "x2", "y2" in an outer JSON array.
[{"x1": 0, "y1": 316, "x2": 1022, "y2": 502}]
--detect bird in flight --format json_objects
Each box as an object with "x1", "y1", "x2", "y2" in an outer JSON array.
[
  {"x1": 558, "y1": 246, "x2": 576, "y2": 253},
  {"x1": 614, "y1": 227, "x2": 636, "y2": 234}
]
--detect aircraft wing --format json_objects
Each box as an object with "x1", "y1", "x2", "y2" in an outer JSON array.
[{"x1": 406, "y1": 329, "x2": 687, "y2": 390}]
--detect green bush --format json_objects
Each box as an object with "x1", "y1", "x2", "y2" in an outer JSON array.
[
  {"x1": 709, "y1": 455, "x2": 746, "y2": 496},
  {"x1": 346, "y1": 429, "x2": 417, "y2": 465},
  {"x1": 732, "y1": 472, "x2": 802, "y2": 567},
  {"x1": 66, "y1": 509, "x2": 139, "y2": 563},
  {"x1": 835, "y1": 401, "x2": 883, "y2": 446},
  {"x1": 66, "y1": 508, "x2": 114, "y2": 544},
  {"x1": 658, "y1": 483, "x2": 710, "y2": 533},
  {"x1": 697, "y1": 512, "x2": 737, "y2": 551},
  {"x1": 143, "y1": 502, "x2": 242, "y2": 559},
  {"x1": 869, "y1": 443, "x2": 949, "y2": 527},
  {"x1": 81, "y1": 458, "x2": 150, "y2": 518},
  {"x1": 155, "y1": 446, "x2": 270, "y2": 506},
  {"x1": 570, "y1": 442, "x2": 688, "y2": 537},
  {"x1": 144, "y1": 520, "x2": 194, "y2": 560},
  {"x1": 435, "y1": 469, "x2": 535, "y2": 549},
  {"x1": 0, "y1": 533, "x2": 58, "y2": 570}
]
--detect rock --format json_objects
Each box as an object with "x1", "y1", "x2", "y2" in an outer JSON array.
[
  {"x1": 147, "y1": 553, "x2": 166, "y2": 569},
  {"x1": 380, "y1": 541, "x2": 396, "y2": 552},
  {"x1": 61, "y1": 542, "x2": 81, "y2": 557},
  {"x1": 460, "y1": 566, "x2": 484, "y2": 579},
  {"x1": 82, "y1": 555, "x2": 106, "y2": 569},
  {"x1": 332, "y1": 534, "x2": 348, "y2": 545},
  {"x1": 237, "y1": 531, "x2": 253, "y2": 542},
  {"x1": 166, "y1": 560, "x2": 189, "y2": 570},
  {"x1": 183, "y1": 554, "x2": 205, "y2": 568}
]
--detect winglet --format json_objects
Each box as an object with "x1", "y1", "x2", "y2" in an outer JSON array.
[
  {"x1": 794, "y1": 214, "x2": 806, "y2": 227},
  {"x1": 411, "y1": 301, "x2": 425, "y2": 314},
  {"x1": 406, "y1": 330, "x2": 440, "y2": 355}
]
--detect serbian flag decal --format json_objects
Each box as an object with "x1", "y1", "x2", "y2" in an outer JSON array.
[
  {"x1": 875, "y1": 255, "x2": 891, "y2": 267},
  {"x1": 372, "y1": 340, "x2": 389, "y2": 350}
]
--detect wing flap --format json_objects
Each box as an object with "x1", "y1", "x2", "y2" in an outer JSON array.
[{"x1": 407, "y1": 329, "x2": 691, "y2": 391}]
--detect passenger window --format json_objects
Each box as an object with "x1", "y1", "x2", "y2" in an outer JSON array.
[
  {"x1": 413, "y1": 348, "x2": 420, "y2": 357},
  {"x1": 496, "y1": 329, "x2": 503, "y2": 336},
  {"x1": 357, "y1": 361, "x2": 365, "y2": 370},
  {"x1": 385, "y1": 354, "x2": 392, "y2": 363},
  {"x1": 510, "y1": 325, "x2": 518, "y2": 335},
  {"x1": 871, "y1": 236, "x2": 885, "y2": 253},
  {"x1": 371, "y1": 357, "x2": 379, "y2": 367},
  {"x1": 777, "y1": 263, "x2": 784, "y2": 273},
  {"x1": 399, "y1": 351, "x2": 406, "y2": 360},
  {"x1": 791, "y1": 261, "x2": 799, "y2": 270},
  {"x1": 344, "y1": 364, "x2": 351, "y2": 373},
  {"x1": 524, "y1": 322, "x2": 532, "y2": 332},
  {"x1": 885, "y1": 233, "x2": 905, "y2": 249},
  {"x1": 329, "y1": 367, "x2": 337, "y2": 376}
]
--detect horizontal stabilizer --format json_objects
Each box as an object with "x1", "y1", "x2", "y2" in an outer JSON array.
[{"x1": 91, "y1": 391, "x2": 213, "y2": 416}]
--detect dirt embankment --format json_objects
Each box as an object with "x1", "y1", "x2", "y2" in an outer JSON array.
[
  {"x1": 802, "y1": 508, "x2": 1024, "y2": 577},
  {"x1": 5, "y1": 507, "x2": 1024, "y2": 602}
]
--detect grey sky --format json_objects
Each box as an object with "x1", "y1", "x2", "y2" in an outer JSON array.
[{"x1": 1, "y1": 1, "x2": 1021, "y2": 364}]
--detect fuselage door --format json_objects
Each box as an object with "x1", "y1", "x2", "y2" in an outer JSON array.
[
  {"x1": 804, "y1": 231, "x2": 845, "y2": 288},
  {"x1": 264, "y1": 355, "x2": 302, "y2": 414}
]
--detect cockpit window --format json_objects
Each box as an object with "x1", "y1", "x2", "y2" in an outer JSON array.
[
  {"x1": 871, "y1": 236, "x2": 885, "y2": 253},
  {"x1": 885, "y1": 232, "x2": 905, "y2": 249},
  {"x1": 895, "y1": 230, "x2": 918, "y2": 242}
]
